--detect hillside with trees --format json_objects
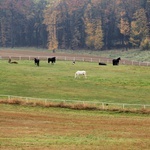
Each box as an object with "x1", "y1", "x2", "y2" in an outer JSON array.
[{"x1": 0, "y1": 0, "x2": 150, "y2": 51}]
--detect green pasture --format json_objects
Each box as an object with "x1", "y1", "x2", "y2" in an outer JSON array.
[{"x1": 0, "y1": 59, "x2": 150, "y2": 104}]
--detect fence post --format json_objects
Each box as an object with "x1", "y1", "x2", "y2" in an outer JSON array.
[
  {"x1": 123, "y1": 104, "x2": 125, "y2": 109},
  {"x1": 45, "y1": 99, "x2": 47, "y2": 105},
  {"x1": 146, "y1": 62, "x2": 148, "y2": 66},
  {"x1": 26, "y1": 97, "x2": 28, "y2": 103},
  {"x1": 139, "y1": 62, "x2": 141, "y2": 66},
  {"x1": 83, "y1": 101, "x2": 85, "y2": 106},
  {"x1": 132, "y1": 61, "x2": 134, "y2": 65},
  {"x1": 83, "y1": 58, "x2": 84, "y2": 62},
  {"x1": 102, "y1": 103, "x2": 104, "y2": 109},
  {"x1": 107, "y1": 59, "x2": 109, "y2": 64}
]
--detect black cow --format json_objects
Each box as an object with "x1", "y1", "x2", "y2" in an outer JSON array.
[
  {"x1": 112, "y1": 57, "x2": 121, "y2": 66},
  {"x1": 48, "y1": 57, "x2": 56, "y2": 64},
  {"x1": 34, "y1": 58, "x2": 40, "y2": 66},
  {"x1": 99, "y1": 62, "x2": 107, "y2": 65}
]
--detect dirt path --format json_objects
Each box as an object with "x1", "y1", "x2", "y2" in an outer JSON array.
[
  {"x1": 0, "y1": 49, "x2": 103, "y2": 58},
  {"x1": 0, "y1": 49, "x2": 114, "y2": 65},
  {"x1": 0, "y1": 49, "x2": 149, "y2": 66}
]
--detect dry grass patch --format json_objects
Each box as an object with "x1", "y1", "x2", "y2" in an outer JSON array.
[
  {"x1": 0, "y1": 103, "x2": 150, "y2": 150},
  {"x1": 0, "y1": 99, "x2": 150, "y2": 115}
]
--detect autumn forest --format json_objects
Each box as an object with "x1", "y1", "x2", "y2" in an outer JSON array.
[{"x1": 0, "y1": 0, "x2": 150, "y2": 51}]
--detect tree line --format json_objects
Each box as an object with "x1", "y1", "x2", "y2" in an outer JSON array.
[{"x1": 0, "y1": 0, "x2": 150, "y2": 50}]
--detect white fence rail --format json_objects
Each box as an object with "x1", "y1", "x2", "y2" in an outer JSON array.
[
  {"x1": 0, "y1": 55, "x2": 150, "y2": 66},
  {"x1": 0, "y1": 95, "x2": 150, "y2": 110}
]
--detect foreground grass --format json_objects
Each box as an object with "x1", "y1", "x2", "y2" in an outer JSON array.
[
  {"x1": 0, "y1": 59, "x2": 150, "y2": 105},
  {"x1": 0, "y1": 104, "x2": 149, "y2": 150}
]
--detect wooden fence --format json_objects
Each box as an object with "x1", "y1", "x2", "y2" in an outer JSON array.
[{"x1": 0, "y1": 55, "x2": 150, "y2": 66}]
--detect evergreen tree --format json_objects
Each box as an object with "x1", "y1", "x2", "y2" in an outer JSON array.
[
  {"x1": 71, "y1": 26, "x2": 81, "y2": 49},
  {"x1": 94, "y1": 20, "x2": 104, "y2": 50},
  {"x1": 130, "y1": 8, "x2": 149, "y2": 47},
  {"x1": 119, "y1": 17, "x2": 130, "y2": 50},
  {"x1": 84, "y1": 3, "x2": 95, "y2": 49},
  {"x1": 130, "y1": 21, "x2": 141, "y2": 47},
  {"x1": 0, "y1": 0, "x2": 150, "y2": 50},
  {"x1": 140, "y1": 37, "x2": 150, "y2": 50},
  {"x1": 43, "y1": 0, "x2": 59, "y2": 50},
  {"x1": 47, "y1": 11, "x2": 58, "y2": 50}
]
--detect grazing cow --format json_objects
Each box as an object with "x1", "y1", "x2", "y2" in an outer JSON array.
[
  {"x1": 99, "y1": 62, "x2": 107, "y2": 65},
  {"x1": 72, "y1": 61, "x2": 75, "y2": 65},
  {"x1": 112, "y1": 57, "x2": 121, "y2": 66},
  {"x1": 48, "y1": 57, "x2": 56, "y2": 64},
  {"x1": 34, "y1": 58, "x2": 40, "y2": 66},
  {"x1": 75, "y1": 71, "x2": 87, "y2": 78},
  {"x1": 8, "y1": 58, "x2": 18, "y2": 64}
]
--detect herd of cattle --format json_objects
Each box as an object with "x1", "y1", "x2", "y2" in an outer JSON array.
[{"x1": 8, "y1": 56, "x2": 121, "y2": 78}]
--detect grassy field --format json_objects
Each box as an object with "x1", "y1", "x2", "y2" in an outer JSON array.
[
  {"x1": 0, "y1": 49, "x2": 150, "y2": 150},
  {"x1": 0, "y1": 59, "x2": 149, "y2": 105},
  {"x1": 0, "y1": 104, "x2": 149, "y2": 150}
]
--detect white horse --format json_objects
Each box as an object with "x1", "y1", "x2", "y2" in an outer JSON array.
[{"x1": 75, "y1": 70, "x2": 87, "y2": 78}]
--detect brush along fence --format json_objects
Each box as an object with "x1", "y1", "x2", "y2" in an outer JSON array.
[
  {"x1": 0, "y1": 95, "x2": 150, "y2": 111},
  {"x1": 0, "y1": 55, "x2": 150, "y2": 66}
]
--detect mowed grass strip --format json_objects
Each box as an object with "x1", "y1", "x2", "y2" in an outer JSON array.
[
  {"x1": 0, "y1": 104, "x2": 149, "y2": 150},
  {"x1": 0, "y1": 59, "x2": 150, "y2": 104}
]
